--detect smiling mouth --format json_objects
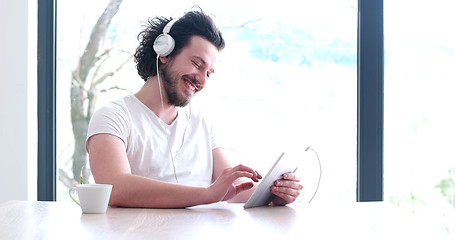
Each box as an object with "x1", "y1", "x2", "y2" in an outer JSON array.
[{"x1": 183, "y1": 77, "x2": 202, "y2": 92}]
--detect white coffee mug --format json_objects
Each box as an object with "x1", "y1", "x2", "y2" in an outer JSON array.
[{"x1": 69, "y1": 184, "x2": 112, "y2": 214}]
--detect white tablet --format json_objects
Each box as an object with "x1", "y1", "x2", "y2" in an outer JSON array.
[{"x1": 243, "y1": 152, "x2": 297, "y2": 209}]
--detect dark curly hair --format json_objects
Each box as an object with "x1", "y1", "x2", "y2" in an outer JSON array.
[{"x1": 134, "y1": 8, "x2": 225, "y2": 81}]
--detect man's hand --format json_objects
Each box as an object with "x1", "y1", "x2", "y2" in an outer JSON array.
[
  {"x1": 270, "y1": 172, "x2": 303, "y2": 206},
  {"x1": 208, "y1": 164, "x2": 262, "y2": 202}
]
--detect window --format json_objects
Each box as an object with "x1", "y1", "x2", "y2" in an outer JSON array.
[
  {"x1": 53, "y1": 0, "x2": 357, "y2": 203},
  {"x1": 384, "y1": 0, "x2": 455, "y2": 234}
]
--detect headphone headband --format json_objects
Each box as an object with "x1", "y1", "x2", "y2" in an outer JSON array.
[{"x1": 163, "y1": 19, "x2": 178, "y2": 34}]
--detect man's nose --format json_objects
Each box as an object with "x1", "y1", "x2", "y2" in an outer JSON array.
[{"x1": 195, "y1": 72, "x2": 207, "y2": 90}]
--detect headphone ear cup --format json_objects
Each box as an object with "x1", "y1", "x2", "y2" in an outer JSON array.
[{"x1": 153, "y1": 33, "x2": 175, "y2": 57}]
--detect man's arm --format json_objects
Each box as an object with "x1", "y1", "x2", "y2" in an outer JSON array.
[{"x1": 87, "y1": 133, "x2": 257, "y2": 208}]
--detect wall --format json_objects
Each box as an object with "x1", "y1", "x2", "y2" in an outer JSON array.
[{"x1": 0, "y1": 0, "x2": 37, "y2": 203}]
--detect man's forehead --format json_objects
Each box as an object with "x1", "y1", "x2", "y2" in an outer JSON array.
[{"x1": 184, "y1": 36, "x2": 218, "y2": 66}]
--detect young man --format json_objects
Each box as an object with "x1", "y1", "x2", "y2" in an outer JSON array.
[{"x1": 86, "y1": 9, "x2": 302, "y2": 208}]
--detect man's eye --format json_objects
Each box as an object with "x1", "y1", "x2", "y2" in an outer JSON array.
[{"x1": 192, "y1": 61, "x2": 200, "y2": 68}]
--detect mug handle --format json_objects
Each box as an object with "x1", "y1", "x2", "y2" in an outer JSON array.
[{"x1": 69, "y1": 187, "x2": 81, "y2": 206}]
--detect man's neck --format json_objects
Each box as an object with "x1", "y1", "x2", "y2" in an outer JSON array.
[{"x1": 135, "y1": 77, "x2": 178, "y2": 124}]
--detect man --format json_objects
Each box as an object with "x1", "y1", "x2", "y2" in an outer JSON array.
[{"x1": 86, "y1": 9, "x2": 302, "y2": 208}]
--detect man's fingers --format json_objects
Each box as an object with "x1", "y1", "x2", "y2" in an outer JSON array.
[
  {"x1": 273, "y1": 172, "x2": 302, "y2": 191},
  {"x1": 221, "y1": 169, "x2": 253, "y2": 183},
  {"x1": 271, "y1": 174, "x2": 303, "y2": 205},
  {"x1": 256, "y1": 170, "x2": 263, "y2": 180},
  {"x1": 229, "y1": 164, "x2": 261, "y2": 182},
  {"x1": 271, "y1": 190, "x2": 298, "y2": 205},
  {"x1": 271, "y1": 185, "x2": 300, "y2": 197},
  {"x1": 221, "y1": 180, "x2": 254, "y2": 201},
  {"x1": 274, "y1": 179, "x2": 303, "y2": 191},
  {"x1": 282, "y1": 172, "x2": 301, "y2": 181},
  {"x1": 271, "y1": 185, "x2": 300, "y2": 203},
  {"x1": 216, "y1": 164, "x2": 261, "y2": 201},
  {"x1": 235, "y1": 182, "x2": 254, "y2": 193}
]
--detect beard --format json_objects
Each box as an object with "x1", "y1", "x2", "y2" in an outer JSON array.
[{"x1": 160, "y1": 64, "x2": 193, "y2": 107}]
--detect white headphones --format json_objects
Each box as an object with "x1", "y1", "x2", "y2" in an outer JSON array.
[
  {"x1": 153, "y1": 19, "x2": 178, "y2": 57},
  {"x1": 153, "y1": 18, "x2": 185, "y2": 183}
]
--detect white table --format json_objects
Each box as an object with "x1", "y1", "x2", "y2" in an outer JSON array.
[{"x1": 0, "y1": 200, "x2": 445, "y2": 239}]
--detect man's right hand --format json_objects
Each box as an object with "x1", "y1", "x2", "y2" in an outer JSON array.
[{"x1": 207, "y1": 164, "x2": 262, "y2": 202}]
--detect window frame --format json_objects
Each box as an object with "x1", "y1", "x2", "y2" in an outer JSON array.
[
  {"x1": 37, "y1": 0, "x2": 56, "y2": 201},
  {"x1": 37, "y1": 0, "x2": 384, "y2": 202},
  {"x1": 357, "y1": 0, "x2": 384, "y2": 201}
]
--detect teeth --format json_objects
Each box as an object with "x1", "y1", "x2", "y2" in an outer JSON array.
[{"x1": 185, "y1": 80, "x2": 195, "y2": 91}]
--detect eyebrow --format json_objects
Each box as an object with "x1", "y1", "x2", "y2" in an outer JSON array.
[{"x1": 193, "y1": 56, "x2": 215, "y2": 75}]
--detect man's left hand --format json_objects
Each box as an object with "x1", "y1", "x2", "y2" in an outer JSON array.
[{"x1": 270, "y1": 172, "x2": 303, "y2": 206}]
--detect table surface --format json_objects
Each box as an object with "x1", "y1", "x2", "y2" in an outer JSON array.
[{"x1": 0, "y1": 200, "x2": 447, "y2": 240}]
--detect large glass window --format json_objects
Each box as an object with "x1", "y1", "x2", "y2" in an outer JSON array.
[
  {"x1": 384, "y1": 0, "x2": 455, "y2": 235},
  {"x1": 56, "y1": 0, "x2": 357, "y2": 203}
]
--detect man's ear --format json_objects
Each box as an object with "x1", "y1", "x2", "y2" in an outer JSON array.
[{"x1": 159, "y1": 56, "x2": 169, "y2": 64}]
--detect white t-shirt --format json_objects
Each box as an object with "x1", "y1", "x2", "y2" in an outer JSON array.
[{"x1": 86, "y1": 95, "x2": 220, "y2": 187}]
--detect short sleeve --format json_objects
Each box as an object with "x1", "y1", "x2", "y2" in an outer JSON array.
[{"x1": 86, "y1": 101, "x2": 131, "y2": 151}]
